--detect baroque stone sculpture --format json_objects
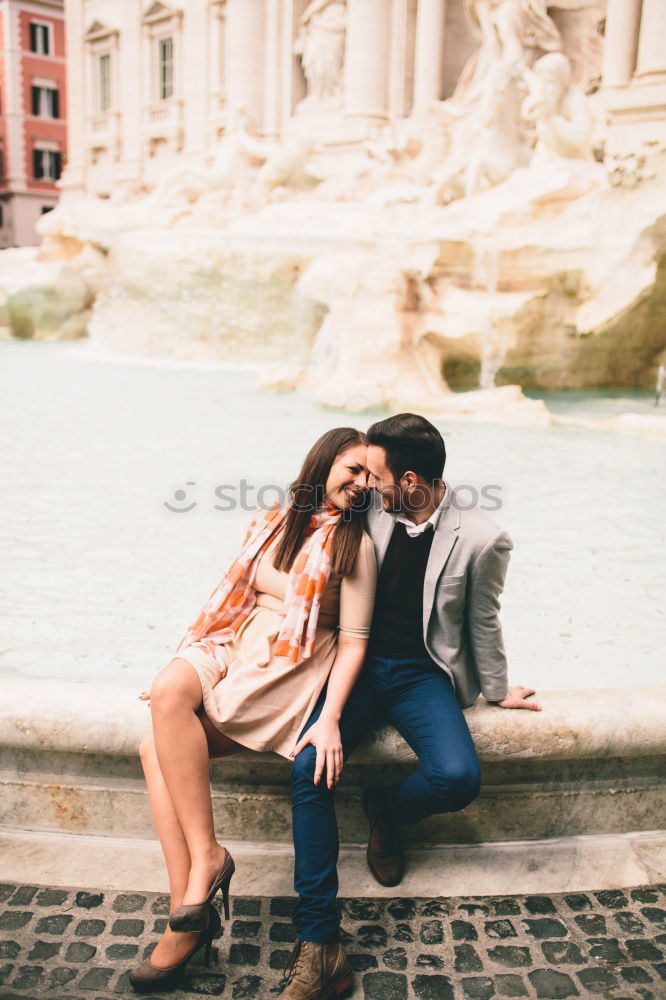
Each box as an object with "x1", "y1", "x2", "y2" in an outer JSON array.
[
  {"x1": 1, "y1": 0, "x2": 663, "y2": 422},
  {"x1": 451, "y1": 0, "x2": 562, "y2": 111},
  {"x1": 294, "y1": 0, "x2": 347, "y2": 107}
]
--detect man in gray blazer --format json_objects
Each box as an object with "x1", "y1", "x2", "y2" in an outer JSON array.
[
  {"x1": 357, "y1": 413, "x2": 540, "y2": 884},
  {"x1": 366, "y1": 424, "x2": 516, "y2": 711},
  {"x1": 284, "y1": 413, "x2": 539, "y2": 999}
]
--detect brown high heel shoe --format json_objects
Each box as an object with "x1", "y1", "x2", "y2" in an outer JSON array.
[
  {"x1": 128, "y1": 902, "x2": 221, "y2": 992},
  {"x1": 168, "y1": 847, "x2": 235, "y2": 932}
]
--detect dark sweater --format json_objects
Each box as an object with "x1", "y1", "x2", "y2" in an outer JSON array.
[{"x1": 368, "y1": 521, "x2": 435, "y2": 659}]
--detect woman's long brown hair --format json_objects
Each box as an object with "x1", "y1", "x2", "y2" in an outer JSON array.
[{"x1": 272, "y1": 427, "x2": 368, "y2": 578}]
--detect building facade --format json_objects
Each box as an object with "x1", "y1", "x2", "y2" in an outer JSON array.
[
  {"x1": 0, "y1": 0, "x2": 66, "y2": 246},
  {"x1": 59, "y1": 0, "x2": 485, "y2": 201},
  {"x1": 60, "y1": 1, "x2": 666, "y2": 205},
  {"x1": 602, "y1": 0, "x2": 666, "y2": 169}
]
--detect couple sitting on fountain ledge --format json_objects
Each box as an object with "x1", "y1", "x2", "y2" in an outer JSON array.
[{"x1": 132, "y1": 413, "x2": 541, "y2": 998}]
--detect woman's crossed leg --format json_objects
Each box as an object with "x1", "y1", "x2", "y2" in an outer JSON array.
[{"x1": 138, "y1": 657, "x2": 242, "y2": 967}]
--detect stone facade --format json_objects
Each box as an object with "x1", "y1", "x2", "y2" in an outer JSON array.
[
  {"x1": 62, "y1": 0, "x2": 477, "y2": 199},
  {"x1": 2, "y1": 1, "x2": 664, "y2": 407},
  {"x1": 602, "y1": 0, "x2": 666, "y2": 182},
  {"x1": 60, "y1": 1, "x2": 665, "y2": 203}
]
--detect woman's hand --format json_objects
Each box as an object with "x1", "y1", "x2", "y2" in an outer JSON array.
[
  {"x1": 138, "y1": 690, "x2": 151, "y2": 704},
  {"x1": 289, "y1": 715, "x2": 343, "y2": 790}
]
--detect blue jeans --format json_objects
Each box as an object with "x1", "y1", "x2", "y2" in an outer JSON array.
[{"x1": 291, "y1": 654, "x2": 482, "y2": 942}]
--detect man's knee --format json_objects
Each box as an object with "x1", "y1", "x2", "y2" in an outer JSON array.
[
  {"x1": 426, "y1": 759, "x2": 481, "y2": 813},
  {"x1": 291, "y1": 743, "x2": 335, "y2": 805},
  {"x1": 292, "y1": 744, "x2": 317, "y2": 787}
]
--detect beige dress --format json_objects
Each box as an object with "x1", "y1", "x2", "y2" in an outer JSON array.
[{"x1": 178, "y1": 530, "x2": 377, "y2": 759}]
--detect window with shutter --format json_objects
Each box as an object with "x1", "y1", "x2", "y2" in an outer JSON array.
[
  {"x1": 30, "y1": 23, "x2": 49, "y2": 54},
  {"x1": 99, "y1": 53, "x2": 111, "y2": 112},
  {"x1": 159, "y1": 37, "x2": 174, "y2": 100}
]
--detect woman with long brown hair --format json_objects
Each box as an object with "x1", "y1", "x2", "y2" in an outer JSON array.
[{"x1": 129, "y1": 427, "x2": 376, "y2": 993}]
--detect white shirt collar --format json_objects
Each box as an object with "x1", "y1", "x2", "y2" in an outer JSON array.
[{"x1": 391, "y1": 486, "x2": 449, "y2": 538}]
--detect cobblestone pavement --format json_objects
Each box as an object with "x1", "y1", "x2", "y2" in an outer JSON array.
[{"x1": 0, "y1": 882, "x2": 664, "y2": 1000}]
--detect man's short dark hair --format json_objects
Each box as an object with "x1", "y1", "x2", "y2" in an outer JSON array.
[{"x1": 366, "y1": 413, "x2": 446, "y2": 484}]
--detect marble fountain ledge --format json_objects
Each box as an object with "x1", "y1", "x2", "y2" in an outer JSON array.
[
  {"x1": 2, "y1": 676, "x2": 666, "y2": 762},
  {"x1": 1, "y1": 676, "x2": 665, "y2": 897}
]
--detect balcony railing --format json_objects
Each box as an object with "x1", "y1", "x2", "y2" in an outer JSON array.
[
  {"x1": 142, "y1": 97, "x2": 184, "y2": 139},
  {"x1": 88, "y1": 110, "x2": 120, "y2": 138}
]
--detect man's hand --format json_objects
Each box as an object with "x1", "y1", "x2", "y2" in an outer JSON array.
[
  {"x1": 494, "y1": 685, "x2": 542, "y2": 711},
  {"x1": 289, "y1": 716, "x2": 344, "y2": 790}
]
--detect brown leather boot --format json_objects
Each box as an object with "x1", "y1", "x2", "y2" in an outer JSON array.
[
  {"x1": 277, "y1": 939, "x2": 353, "y2": 999},
  {"x1": 362, "y1": 784, "x2": 404, "y2": 887}
]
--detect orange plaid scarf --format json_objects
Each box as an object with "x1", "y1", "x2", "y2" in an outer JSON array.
[{"x1": 175, "y1": 501, "x2": 343, "y2": 666}]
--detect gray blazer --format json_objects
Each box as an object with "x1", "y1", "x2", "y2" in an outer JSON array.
[{"x1": 365, "y1": 480, "x2": 513, "y2": 708}]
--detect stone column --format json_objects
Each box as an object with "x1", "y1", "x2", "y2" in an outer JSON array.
[
  {"x1": 59, "y1": 0, "x2": 86, "y2": 196},
  {"x1": 388, "y1": 0, "x2": 419, "y2": 119},
  {"x1": 183, "y1": 2, "x2": 208, "y2": 153},
  {"x1": 635, "y1": 0, "x2": 666, "y2": 83},
  {"x1": 389, "y1": 0, "x2": 408, "y2": 118},
  {"x1": 344, "y1": 0, "x2": 392, "y2": 120},
  {"x1": 603, "y1": 0, "x2": 666, "y2": 177},
  {"x1": 263, "y1": 0, "x2": 281, "y2": 135},
  {"x1": 601, "y1": 0, "x2": 642, "y2": 88},
  {"x1": 412, "y1": 0, "x2": 446, "y2": 111},
  {"x1": 225, "y1": 0, "x2": 265, "y2": 127},
  {"x1": 116, "y1": 0, "x2": 142, "y2": 187},
  {"x1": 279, "y1": 0, "x2": 307, "y2": 125}
]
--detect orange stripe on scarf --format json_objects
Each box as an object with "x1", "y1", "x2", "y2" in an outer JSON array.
[{"x1": 175, "y1": 501, "x2": 342, "y2": 668}]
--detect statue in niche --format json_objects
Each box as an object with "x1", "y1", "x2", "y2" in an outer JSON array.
[
  {"x1": 451, "y1": 0, "x2": 562, "y2": 111},
  {"x1": 294, "y1": 0, "x2": 347, "y2": 106}
]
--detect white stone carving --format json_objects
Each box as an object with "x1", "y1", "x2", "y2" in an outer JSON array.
[
  {"x1": 451, "y1": 0, "x2": 562, "y2": 111},
  {"x1": 7, "y1": 0, "x2": 665, "y2": 418},
  {"x1": 521, "y1": 52, "x2": 594, "y2": 165},
  {"x1": 431, "y1": 60, "x2": 532, "y2": 204},
  {"x1": 294, "y1": 0, "x2": 347, "y2": 107}
]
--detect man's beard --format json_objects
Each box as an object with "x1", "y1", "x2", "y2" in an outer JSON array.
[{"x1": 381, "y1": 492, "x2": 403, "y2": 514}]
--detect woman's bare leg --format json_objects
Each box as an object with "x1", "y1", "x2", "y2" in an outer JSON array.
[
  {"x1": 138, "y1": 731, "x2": 200, "y2": 966},
  {"x1": 137, "y1": 709, "x2": 243, "y2": 965},
  {"x1": 140, "y1": 731, "x2": 191, "y2": 900},
  {"x1": 149, "y1": 657, "x2": 236, "y2": 906}
]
